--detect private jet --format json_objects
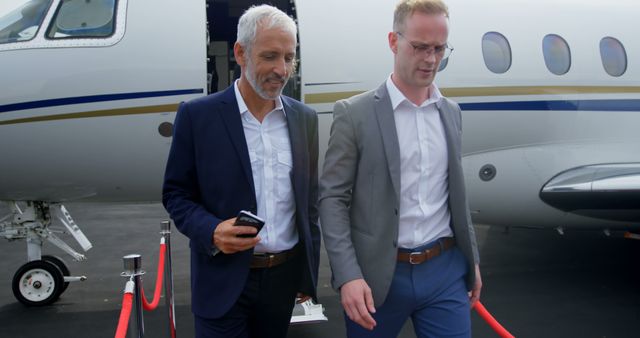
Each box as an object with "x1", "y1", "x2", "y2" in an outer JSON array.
[{"x1": 1, "y1": 0, "x2": 639, "y2": 307}]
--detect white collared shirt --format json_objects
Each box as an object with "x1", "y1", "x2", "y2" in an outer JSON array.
[
  {"x1": 234, "y1": 81, "x2": 297, "y2": 253},
  {"x1": 386, "y1": 76, "x2": 453, "y2": 249}
]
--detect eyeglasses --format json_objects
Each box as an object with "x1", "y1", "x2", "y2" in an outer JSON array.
[{"x1": 396, "y1": 32, "x2": 453, "y2": 59}]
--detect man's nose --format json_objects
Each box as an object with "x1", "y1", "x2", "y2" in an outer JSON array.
[
  {"x1": 273, "y1": 58, "x2": 287, "y2": 77},
  {"x1": 422, "y1": 49, "x2": 437, "y2": 62}
]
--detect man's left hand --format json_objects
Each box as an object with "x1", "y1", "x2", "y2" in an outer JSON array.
[{"x1": 469, "y1": 264, "x2": 482, "y2": 307}]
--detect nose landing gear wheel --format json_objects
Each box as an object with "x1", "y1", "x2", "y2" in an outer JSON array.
[
  {"x1": 42, "y1": 255, "x2": 70, "y2": 292},
  {"x1": 12, "y1": 260, "x2": 64, "y2": 306}
]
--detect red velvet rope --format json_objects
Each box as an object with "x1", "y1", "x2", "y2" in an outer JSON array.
[
  {"x1": 114, "y1": 291, "x2": 133, "y2": 338},
  {"x1": 474, "y1": 301, "x2": 515, "y2": 338},
  {"x1": 124, "y1": 241, "x2": 515, "y2": 338},
  {"x1": 142, "y1": 242, "x2": 166, "y2": 311}
]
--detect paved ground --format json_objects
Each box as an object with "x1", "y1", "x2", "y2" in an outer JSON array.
[{"x1": 1, "y1": 202, "x2": 639, "y2": 337}]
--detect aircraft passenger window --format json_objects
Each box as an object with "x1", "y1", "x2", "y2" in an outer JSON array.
[
  {"x1": 542, "y1": 34, "x2": 571, "y2": 75},
  {"x1": 0, "y1": 0, "x2": 52, "y2": 45},
  {"x1": 600, "y1": 37, "x2": 627, "y2": 77},
  {"x1": 46, "y1": 0, "x2": 117, "y2": 39},
  {"x1": 482, "y1": 32, "x2": 511, "y2": 74}
]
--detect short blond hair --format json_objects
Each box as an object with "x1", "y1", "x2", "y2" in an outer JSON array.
[{"x1": 393, "y1": 0, "x2": 449, "y2": 32}]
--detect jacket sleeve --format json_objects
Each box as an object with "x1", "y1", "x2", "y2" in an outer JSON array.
[
  {"x1": 318, "y1": 100, "x2": 363, "y2": 289},
  {"x1": 162, "y1": 102, "x2": 221, "y2": 256}
]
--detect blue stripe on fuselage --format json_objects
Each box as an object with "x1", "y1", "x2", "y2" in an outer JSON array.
[
  {"x1": 0, "y1": 89, "x2": 204, "y2": 113},
  {"x1": 2, "y1": 92, "x2": 639, "y2": 114},
  {"x1": 459, "y1": 99, "x2": 640, "y2": 111}
]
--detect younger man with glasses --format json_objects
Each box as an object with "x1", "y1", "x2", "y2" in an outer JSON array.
[{"x1": 319, "y1": 0, "x2": 482, "y2": 337}]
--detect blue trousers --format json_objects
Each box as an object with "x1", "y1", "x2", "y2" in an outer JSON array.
[{"x1": 346, "y1": 240, "x2": 471, "y2": 338}]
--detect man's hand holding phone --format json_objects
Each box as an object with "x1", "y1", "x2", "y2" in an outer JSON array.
[
  {"x1": 233, "y1": 211, "x2": 265, "y2": 237},
  {"x1": 213, "y1": 211, "x2": 264, "y2": 254}
]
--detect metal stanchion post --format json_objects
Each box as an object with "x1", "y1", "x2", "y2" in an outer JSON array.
[
  {"x1": 123, "y1": 254, "x2": 145, "y2": 338},
  {"x1": 161, "y1": 220, "x2": 177, "y2": 338}
]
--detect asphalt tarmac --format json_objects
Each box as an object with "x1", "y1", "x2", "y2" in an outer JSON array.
[{"x1": 1, "y1": 202, "x2": 639, "y2": 337}]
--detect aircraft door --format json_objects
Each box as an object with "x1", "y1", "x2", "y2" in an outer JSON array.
[{"x1": 205, "y1": 0, "x2": 300, "y2": 99}]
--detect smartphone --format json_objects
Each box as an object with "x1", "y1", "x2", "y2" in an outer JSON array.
[{"x1": 233, "y1": 210, "x2": 265, "y2": 238}]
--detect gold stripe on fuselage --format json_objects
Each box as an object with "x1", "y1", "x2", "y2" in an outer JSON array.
[
  {"x1": 304, "y1": 91, "x2": 366, "y2": 104},
  {"x1": 304, "y1": 86, "x2": 640, "y2": 104},
  {"x1": 2, "y1": 85, "x2": 639, "y2": 125},
  {"x1": 0, "y1": 104, "x2": 179, "y2": 126}
]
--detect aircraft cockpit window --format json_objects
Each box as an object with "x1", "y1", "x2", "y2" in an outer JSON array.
[
  {"x1": 0, "y1": 0, "x2": 52, "y2": 45},
  {"x1": 482, "y1": 32, "x2": 512, "y2": 74},
  {"x1": 600, "y1": 37, "x2": 627, "y2": 77},
  {"x1": 46, "y1": 0, "x2": 117, "y2": 39},
  {"x1": 543, "y1": 34, "x2": 571, "y2": 75}
]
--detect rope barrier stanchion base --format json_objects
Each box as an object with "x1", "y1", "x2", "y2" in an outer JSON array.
[{"x1": 473, "y1": 301, "x2": 515, "y2": 338}]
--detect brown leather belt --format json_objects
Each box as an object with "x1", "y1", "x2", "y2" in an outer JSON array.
[
  {"x1": 397, "y1": 237, "x2": 456, "y2": 265},
  {"x1": 250, "y1": 246, "x2": 298, "y2": 269}
]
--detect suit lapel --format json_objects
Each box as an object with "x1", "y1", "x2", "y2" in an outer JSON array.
[
  {"x1": 218, "y1": 86, "x2": 256, "y2": 196},
  {"x1": 437, "y1": 100, "x2": 459, "y2": 177},
  {"x1": 283, "y1": 98, "x2": 307, "y2": 213},
  {"x1": 373, "y1": 84, "x2": 401, "y2": 200}
]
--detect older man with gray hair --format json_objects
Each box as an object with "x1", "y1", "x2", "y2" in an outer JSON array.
[{"x1": 163, "y1": 4, "x2": 320, "y2": 338}]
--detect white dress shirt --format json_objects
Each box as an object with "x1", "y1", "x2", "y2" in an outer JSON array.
[
  {"x1": 234, "y1": 81, "x2": 297, "y2": 253},
  {"x1": 386, "y1": 76, "x2": 453, "y2": 249}
]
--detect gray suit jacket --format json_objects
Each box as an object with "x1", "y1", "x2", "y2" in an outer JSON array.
[{"x1": 319, "y1": 82, "x2": 479, "y2": 306}]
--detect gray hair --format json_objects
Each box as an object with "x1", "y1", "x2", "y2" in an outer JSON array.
[{"x1": 237, "y1": 4, "x2": 297, "y2": 52}]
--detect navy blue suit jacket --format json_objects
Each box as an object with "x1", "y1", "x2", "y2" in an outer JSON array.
[{"x1": 162, "y1": 85, "x2": 320, "y2": 319}]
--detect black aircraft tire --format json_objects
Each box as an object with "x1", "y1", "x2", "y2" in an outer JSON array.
[
  {"x1": 12, "y1": 260, "x2": 64, "y2": 307},
  {"x1": 42, "y1": 255, "x2": 70, "y2": 293}
]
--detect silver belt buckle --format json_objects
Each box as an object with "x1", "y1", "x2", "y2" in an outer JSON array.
[
  {"x1": 409, "y1": 252, "x2": 421, "y2": 264},
  {"x1": 267, "y1": 254, "x2": 275, "y2": 267}
]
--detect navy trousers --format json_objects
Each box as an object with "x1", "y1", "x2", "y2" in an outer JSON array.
[
  {"x1": 194, "y1": 254, "x2": 302, "y2": 338},
  {"x1": 346, "y1": 239, "x2": 471, "y2": 338}
]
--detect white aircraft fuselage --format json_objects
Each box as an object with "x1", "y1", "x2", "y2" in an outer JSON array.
[{"x1": 1, "y1": 0, "x2": 639, "y2": 231}]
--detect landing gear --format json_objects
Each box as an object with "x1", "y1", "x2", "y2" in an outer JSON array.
[
  {"x1": 42, "y1": 255, "x2": 70, "y2": 292},
  {"x1": 12, "y1": 260, "x2": 64, "y2": 306},
  {"x1": 1, "y1": 201, "x2": 91, "y2": 306}
]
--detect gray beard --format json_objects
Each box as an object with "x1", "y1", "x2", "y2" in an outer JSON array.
[{"x1": 245, "y1": 58, "x2": 288, "y2": 100}]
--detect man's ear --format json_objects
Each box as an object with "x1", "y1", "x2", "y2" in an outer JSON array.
[
  {"x1": 388, "y1": 31, "x2": 398, "y2": 54},
  {"x1": 234, "y1": 42, "x2": 246, "y2": 67}
]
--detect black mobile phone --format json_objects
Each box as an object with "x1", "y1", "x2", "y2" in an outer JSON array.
[{"x1": 233, "y1": 210, "x2": 265, "y2": 238}]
